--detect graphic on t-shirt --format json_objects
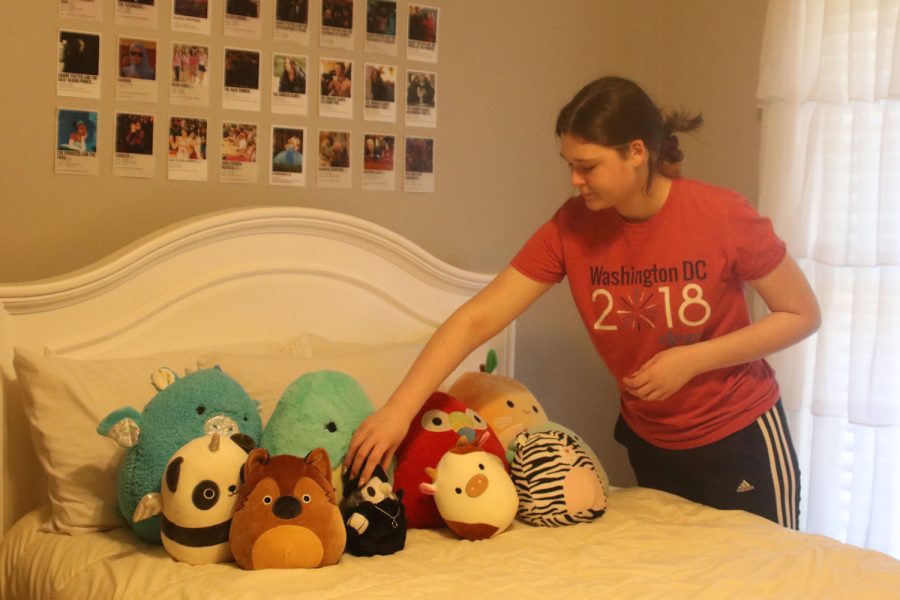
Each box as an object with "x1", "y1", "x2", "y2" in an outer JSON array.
[
  {"x1": 614, "y1": 288, "x2": 660, "y2": 331},
  {"x1": 590, "y1": 260, "x2": 710, "y2": 347}
]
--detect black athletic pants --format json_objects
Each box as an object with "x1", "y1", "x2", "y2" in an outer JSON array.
[{"x1": 614, "y1": 399, "x2": 800, "y2": 529}]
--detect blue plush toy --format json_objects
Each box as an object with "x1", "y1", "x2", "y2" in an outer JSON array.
[
  {"x1": 260, "y1": 370, "x2": 374, "y2": 499},
  {"x1": 97, "y1": 367, "x2": 262, "y2": 544}
]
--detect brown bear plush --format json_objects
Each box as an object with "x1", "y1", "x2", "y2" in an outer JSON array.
[{"x1": 229, "y1": 447, "x2": 346, "y2": 569}]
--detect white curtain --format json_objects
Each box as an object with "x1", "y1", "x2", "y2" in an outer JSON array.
[{"x1": 757, "y1": 0, "x2": 900, "y2": 558}]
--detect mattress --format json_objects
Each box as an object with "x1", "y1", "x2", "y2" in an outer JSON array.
[{"x1": 4, "y1": 487, "x2": 900, "y2": 600}]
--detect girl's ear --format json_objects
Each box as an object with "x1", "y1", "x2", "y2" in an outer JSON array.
[{"x1": 626, "y1": 139, "x2": 649, "y2": 165}]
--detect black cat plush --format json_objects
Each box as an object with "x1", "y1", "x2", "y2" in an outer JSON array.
[{"x1": 340, "y1": 465, "x2": 407, "y2": 557}]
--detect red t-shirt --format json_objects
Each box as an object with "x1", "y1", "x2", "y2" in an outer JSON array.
[{"x1": 511, "y1": 178, "x2": 786, "y2": 449}]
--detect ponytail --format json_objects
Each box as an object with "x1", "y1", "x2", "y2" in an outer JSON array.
[{"x1": 658, "y1": 110, "x2": 704, "y2": 178}]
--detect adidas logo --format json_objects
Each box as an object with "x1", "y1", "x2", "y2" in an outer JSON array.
[{"x1": 736, "y1": 480, "x2": 755, "y2": 493}]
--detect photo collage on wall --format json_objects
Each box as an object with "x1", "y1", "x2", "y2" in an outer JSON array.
[{"x1": 55, "y1": 0, "x2": 439, "y2": 193}]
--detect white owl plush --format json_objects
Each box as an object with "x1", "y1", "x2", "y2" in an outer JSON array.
[{"x1": 419, "y1": 433, "x2": 518, "y2": 540}]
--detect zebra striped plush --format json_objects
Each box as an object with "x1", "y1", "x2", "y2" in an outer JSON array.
[{"x1": 510, "y1": 429, "x2": 607, "y2": 527}]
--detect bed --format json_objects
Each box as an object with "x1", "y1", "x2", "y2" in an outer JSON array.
[{"x1": 2, "y1": 206, "x2": 900, "y2": 599}]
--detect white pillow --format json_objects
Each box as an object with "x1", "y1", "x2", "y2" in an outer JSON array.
[
  {"x1": 197, "y1": 340, "x2": 426, "y2": 421},
  {"x1": 296, "y1": 332, "x2": 490, "y2": 378},
  {"x1": 13, "y1": 348, "x2": 202, "y2": 534},
  {"x1": 12, "y1": 340, "x2": 286, "y2": 535},
  {"x1": 199, "y1": 334, "x2": 491, "y2": 424}
]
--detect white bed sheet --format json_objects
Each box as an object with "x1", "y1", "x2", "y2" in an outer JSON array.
[{"x1": 4, "y1": 487, "x2": 900, "y2": 600}]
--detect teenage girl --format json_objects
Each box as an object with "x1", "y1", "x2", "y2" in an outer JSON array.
[{"x1": 344, "y1": 76, "x2": 820, "y2": 528}]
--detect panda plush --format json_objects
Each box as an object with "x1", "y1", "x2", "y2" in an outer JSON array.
[{"x1": 132, "y1": 433, "x2": 252, "y2": 564}]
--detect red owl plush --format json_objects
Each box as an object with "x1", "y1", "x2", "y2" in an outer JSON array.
[
  {"x1": 393, "y1": 391, "x2": 507, "y2": 529},
  {"x1": 229, "y1": 448, "x2": 346, "y2": 569}
]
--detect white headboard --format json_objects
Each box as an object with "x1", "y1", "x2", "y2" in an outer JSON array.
[{"x1": 0, "y1": 206, "x2": 514, "y2": 539}]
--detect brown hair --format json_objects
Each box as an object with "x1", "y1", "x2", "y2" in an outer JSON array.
[{"x1": 555, "y1": 76, "x2": 703, "y2": 185}]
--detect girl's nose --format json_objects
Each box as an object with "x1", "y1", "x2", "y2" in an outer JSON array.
[{"x1": 569, "y1": 168, "x2": 585, "y2": 187}]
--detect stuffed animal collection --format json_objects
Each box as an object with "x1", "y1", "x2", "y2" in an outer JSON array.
[
  {"x1": 132, "y1": 433, "x2": 252, "y2": 564},
  {"x1": 98, "y1": 367, "x2": 263, "y2": 544},
  {"x1": 340, "y1": 465, "x2": 407, "y2": 556},
  {"x1": 230, "y1": 447, "x2": 346, "y2": 569},
  {"x1": 419, "y1": 433, "x2": 518, "y2": 540},
  {"x1": 102, "y1": 351, "x2": 607, "y2": 565}
]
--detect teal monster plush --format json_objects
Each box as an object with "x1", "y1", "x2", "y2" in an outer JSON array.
[
  {"x1": 260, "y1": 370, "x2": 375, "y2": 500},
  {"x1": 97, "y1": 367, "x2": 262, "y2": 544}
]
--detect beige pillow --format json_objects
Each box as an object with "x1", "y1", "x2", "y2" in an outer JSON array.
[
  {"x1": 293, "y1": 332, "x2": 489, "y2": 388},
  {"x1": 13, "y1": 348, "x2": 201, "y2": 534},
  {"x1": 200, "y1": 335, "x2": 492, "y2": 423},
  {"x1": 197, "y1": 341, "x2": 426, "y2": 422},
  {"x1": 12, "y1": 340, "x2": 286, "y2": 535}
]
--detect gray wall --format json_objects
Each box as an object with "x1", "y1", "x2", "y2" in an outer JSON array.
[{"x1": 0, "y1": 0, "x2": 768, "y2": 486}]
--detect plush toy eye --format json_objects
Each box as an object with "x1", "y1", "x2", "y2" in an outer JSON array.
[
  {"x1": 465, "y1": 409, "x2": 487, "y2": 430},
  {"x1": 325, "y1": 422, "x2": 338, "y2": 433},
  {"x1": 301, "y1": 494, "x2": 311, "y2": 503},
  {"x1": 454, "y1": 487, "x2": 462, "y2": 494},
  {"x1": 478, "y1": 463, "x2": 485, "y2": 470},
  {"x1": 366, "y1": 486, "x2": 376, "y2": 497},
  {"x1": 506, "y1": 399, "x2": 515, "y2": 408},
  {"x1": 196, "y1": 405, "x2": 206, "y2": 415},
  {"x1": 421, "y1": 410, "x2": 452, "y2": 432},
  {"x1": 192, "y1": 480, "x2": 219, "y2": 510},
  {"x1": 263, "y1": 496, "x2": 273, "y2": 505},
  {"x1": 228, "y1": 485, "x2": 237, "y2": 494},
  {"x1": 531, "y1": 405, "x2": 540, "y2": 414}
]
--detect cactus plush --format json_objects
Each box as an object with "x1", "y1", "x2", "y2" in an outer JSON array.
[{"x1": 260, "y1": 370, "x2": 374, "y2": 500}]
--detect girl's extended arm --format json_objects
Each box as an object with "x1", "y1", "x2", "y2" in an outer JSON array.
[{"x1": 344, "y1": 266, "x2": 553, "y2": 484}]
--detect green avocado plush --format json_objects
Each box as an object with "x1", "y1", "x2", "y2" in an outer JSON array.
[
  {"x1": 97, "y1": 367, "x2": 262, "y2": 544},
  {"x1": 260, "y1": 370, "x2": 374, "y2": 499}
]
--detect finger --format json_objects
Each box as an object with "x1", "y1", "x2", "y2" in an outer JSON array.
[
  {"x1": 642, "y1": 388, "x2": 666, "y2": 402},
  {"x1": 628, "y1": 382, "x2": 655, "y2": 400},
  {"x1": 379, "y1": 446, "x2": 396, "y2": 473},
  {"x1": 625, "y1": 378, "x2": 650, "y2": 393},
  {"x1": 350, "y1": 440, "x2": 374, "y2": 480},
  {"x1": 358, "y1": 447, "x2": 385, "y2": 487},
  {"x1": 343, "y1": 434, "x2": 361, "y2": 469},
  {"x1": 623, "y1": 370, "x2": 649, "y2": 388}
]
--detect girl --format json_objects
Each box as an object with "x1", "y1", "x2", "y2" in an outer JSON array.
[{"x1": 344, "y1": 76, "x2": 820, "y2": 528}]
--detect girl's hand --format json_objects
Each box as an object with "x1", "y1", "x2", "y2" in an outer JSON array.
[
  {"x1": 622, "y1": 346, "x2": 699, "y2": 402},
  {"x1": 343, "y1": 404, "x2": 412, "y2": 486}
]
